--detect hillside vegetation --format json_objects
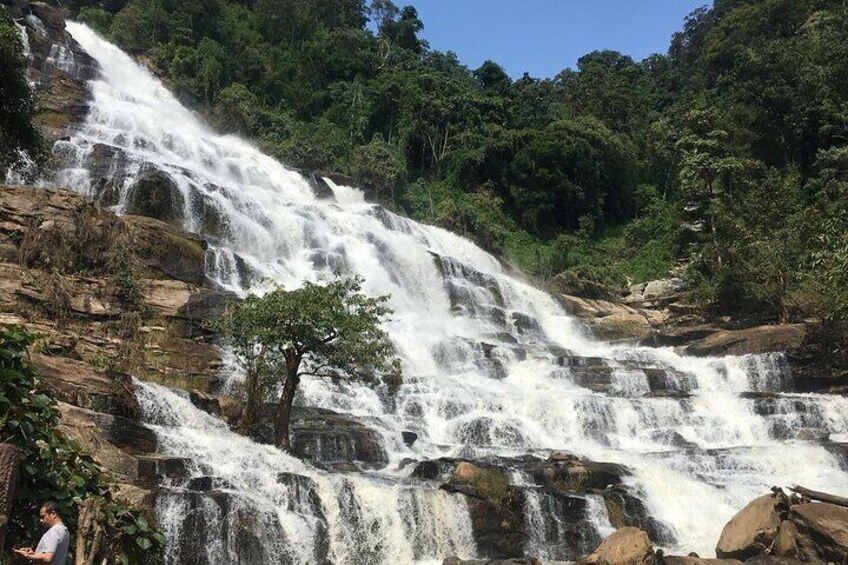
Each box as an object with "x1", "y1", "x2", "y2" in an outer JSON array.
[{"x1": 3, "y1": 0, "x2": 848, "y2": 325}]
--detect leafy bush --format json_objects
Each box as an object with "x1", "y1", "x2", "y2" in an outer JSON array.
[{"x1": 0, "y1": 328, "x2": 164, "y2": 563}]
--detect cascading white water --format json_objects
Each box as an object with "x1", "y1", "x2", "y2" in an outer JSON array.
[
  {"x1": 45, "y1": 21, "x2": 848, "y2": 560},
  {"x1": 136, "y1": 381, "x2": 475, "y2": 564}
]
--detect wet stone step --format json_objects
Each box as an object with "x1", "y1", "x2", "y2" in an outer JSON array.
[{"x1": 136, "y1": 455, "x2": 189, "y2": 485}]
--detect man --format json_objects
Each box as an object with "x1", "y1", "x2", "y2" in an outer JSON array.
[{"x1": 13, "y1": 502, "x2": 70, "y2": 564}]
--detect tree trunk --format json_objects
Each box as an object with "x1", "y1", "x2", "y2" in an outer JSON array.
[
  {"x1": 0, "y1": 443, "x2": 19, "y2": 550},
  {"x1": 275, "y1": 353, "x2": 302, "y2": 450},
  {"x1": 791, "y1": 485, "x2": 848, "y2": 508}
]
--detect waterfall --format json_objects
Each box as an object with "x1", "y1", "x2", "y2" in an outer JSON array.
[{"x1": 40, "y1": 20, "x2": 848, "y2": 561}]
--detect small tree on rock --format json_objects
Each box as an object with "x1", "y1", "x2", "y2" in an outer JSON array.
[{"x1": 219, "y1": 275, "x2": 401, "y2": 450}]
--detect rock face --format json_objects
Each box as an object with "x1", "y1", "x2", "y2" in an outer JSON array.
[
  {"x1": 684, "y1": 325, "x2": 807, "y2": 358},
  {"x1": 411, "y1": 453, "x2": 647, "y2": 560},
  {"x1": 578, "y1": 527, "x2": 655, "y2": 565},
  {"x1": 789, "y1": 502, "x2": 848, "y2": 565},
  {"x1": 0, "y1": 184, "x2": 225, "y2": 523},
  {"x1": 715, "y1": 494, "x2": 782, "y2": 560},
  {"x1": 555, "y1": 293, "x2": 666, "y2": 342},
  {"x1": 250, "y1": 404, "x2": 388, "y2": 470},
  {"x1": 13, "y1": 1, "x2": 98, "y2": 142}
]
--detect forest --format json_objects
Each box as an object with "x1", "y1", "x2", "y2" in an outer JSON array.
[{"x1": 5, "y1": 0, "x2": 848, "y2": 324}]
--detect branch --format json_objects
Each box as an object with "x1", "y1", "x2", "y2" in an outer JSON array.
[{"x1": 790, "y1": 485, "x2": 848, "y2": 508}]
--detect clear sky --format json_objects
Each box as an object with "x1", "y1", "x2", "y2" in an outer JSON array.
[{"x1": 405, "y1": 0, "x2": 712, "y2": 79}]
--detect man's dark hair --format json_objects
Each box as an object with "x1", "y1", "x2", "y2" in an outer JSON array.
[{"x1": 40, "y1": 501, "x2": 59, "y2": 515}]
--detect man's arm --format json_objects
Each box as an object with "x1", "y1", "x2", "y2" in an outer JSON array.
[{"x1": 24, "y1": 550, "x2": 55, "y2": 563}]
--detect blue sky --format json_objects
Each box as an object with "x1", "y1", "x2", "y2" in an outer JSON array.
[{"x1": 405, "y1": 1, "x2": 711, "y2": 78}]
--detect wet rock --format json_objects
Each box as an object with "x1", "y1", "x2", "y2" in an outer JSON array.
[
  {"x1": 401, "y1": 431, "x2": 418, "y2": 446},
  {"x1": 684, "y1": 325, "x2": 806, "y2": 357},
  {"x1": 578, "y1": 527, "x2": 655, "y2": 565},
  {"x1": 125, "y1": 166, "x2": 186, "y2": 226},
  {"x1": 306, "y1": 172, "x2": 335, "y2": 200},
  {"x1": 189, "y1": 391, "x2": 221, "y2": 416},
  {"x1": 136, "y1": 456, "x2": 189, "y2": 485},
  {"x1": 789, "y1": 502, "x2": 848, "y2": 565},
  {"x1": 253, "y1": 405, "x2": 388, "y2": 469},
  {"x1": 156, "y1": 488, "x2": 327, "y2": 565},
  {"x1": 603, "y1": 485, "x2": 675, "y2": 544},
  {"x1": 87, "y1": 144, "x2": 129, "y2": 207},
  {"x1": 410, "y1": 458, "x2": 460, "y2": 481},
  {"x1": 715, "y1": 494, "x2": 782, "y2": 560},
  {"x1": 511, "y1": 453, "x2": 627, "y2": 493}
]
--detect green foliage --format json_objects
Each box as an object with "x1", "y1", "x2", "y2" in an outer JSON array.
[
  {"x1": 351, "y1": 134, "x2": 406, "y2": 202},
  {"x1": 0, "y1": 7, "x2": 47, "y2": 181},
  {"x1": 77, "y1": 8, "x2": 114, "y2": 34},
  {"x1": 67, "y1": 0, "x2": 848, "y2": 312},
  {"x1": 0, "y1": 328, "x2": 164, "y2": 563},
  {"x1": 216, "y1": 275, "x2": 401, "y2": 441}
]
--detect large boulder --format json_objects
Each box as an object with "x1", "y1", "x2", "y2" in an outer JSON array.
[
  {"x1": 684, "y1": 325, "x2": 806, "y2": 357},
  {"x1": 715, "y1": 494, "x2": 782, "y2": 561},
  {"x1": 554, "y1": 294, "x2": 666, "y2": 342},
  {"x1": 125, "y1": 167, "x2": 186, "y2": 226},
  {"x1": 587, "y1": 312, "x2": 654, "y2": 342},
  {"x1": 578, "y1": 527, "x2": 655, "y2": 565},
  {"x1": 789, "y1": 502, "x2": 848, "y2": 565}
]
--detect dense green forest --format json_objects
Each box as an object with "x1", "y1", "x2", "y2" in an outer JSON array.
[{"x1": 3, "y1": 0, "x2": 847, "y2": 324}]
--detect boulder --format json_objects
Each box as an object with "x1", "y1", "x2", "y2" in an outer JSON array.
[
  {"x1": 587, "y1": 312, "x2": 654, "y2": 342},
  {"x1": 125, "y1": 167, "x2": 186, "y2": 226},
  {"x1": 684, "y1": 325, "x2": 806, "y2": 357},
  {"x1": 715, "y1": 494, "x2": 782, "y2": 561},
  {"x1": 789, "y1": 502, "x2": 848, "y2": 565},
  {"x1": 578, "y1": 527, "x2": 655, "y2": 565},
  {"x1": 661, "y1": 558, "x2": 741, "y2": 565},
  {"x1": 773, "y1": 520, "x2": 798, "y2": 557}
]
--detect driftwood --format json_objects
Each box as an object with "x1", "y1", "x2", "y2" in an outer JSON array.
[
  {"x1": 790, "y1": 485, "x2": 848, "y2": 508},
  {"x1": 0, "y1": 444, "x2": 19, "y2": 549}
]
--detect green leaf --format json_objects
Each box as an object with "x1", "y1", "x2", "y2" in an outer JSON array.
[
  {"x1": 136, "y1": 537, "x2": 153, "y2": 550},
  {"x1": 136, "y1": 515, "x2": 149, "y2": 532}
]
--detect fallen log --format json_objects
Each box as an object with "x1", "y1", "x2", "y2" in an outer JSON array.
[{"x1": 790, "y1": 485, "x2": 848, "y2": 508}]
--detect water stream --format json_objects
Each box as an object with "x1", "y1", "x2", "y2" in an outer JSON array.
[{"x1": 31, "y1": 20, "x2": 848, "y2": 563}]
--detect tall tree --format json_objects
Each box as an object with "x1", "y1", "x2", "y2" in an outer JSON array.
[{"x1": 219, "y1": 276, "x2": 401, "y2": 449}]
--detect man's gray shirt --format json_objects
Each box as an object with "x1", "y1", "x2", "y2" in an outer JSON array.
[{"x1": 35, "y1": 524, "x2": 70, "y2": 565}]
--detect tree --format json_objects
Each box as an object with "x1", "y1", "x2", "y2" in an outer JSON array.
[
  {"x1": 351, "y1": 134, "x2": 406, "y2": 204},
  {"x1": 0, "y1": 8, "x2": 46, "y2": 181},
  {"x1": 219, "y1": 276, "x2": 401, "y2": 450}
]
